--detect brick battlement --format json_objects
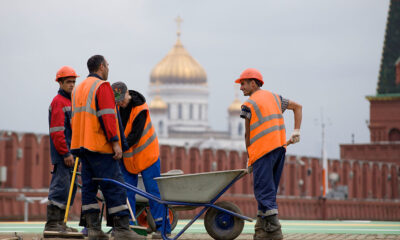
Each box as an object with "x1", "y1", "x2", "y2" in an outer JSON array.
[{"x1": 0, "y1": 131, "x2": 399, "y2": 220}]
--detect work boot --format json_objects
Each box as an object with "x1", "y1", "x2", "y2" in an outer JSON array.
[
  {"x1": 85, "y1": 212, "x2": 109, "y2": 240},
  {"x1": 253, "y1": 216, "x2": 266, "y2": 239},
  {"x1": 253, "y1": 215, "x2": 283, "y2": 240},
  {"x1": 264, "y1": 215, "x2": 283, "y2": 240},
  {"x1": 44, "y1": 205, "x2": 64, "y2": 232},
  {"x1": 59, "y1": 209, "x2": 78, "y2": 232},
  {"x1": 113, "y1": 215, "x2": 145, "y2": 240}
]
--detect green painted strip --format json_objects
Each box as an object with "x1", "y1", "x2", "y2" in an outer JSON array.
[{"x1": 0, "y1": 220, "x2": 399, "y2": 235}]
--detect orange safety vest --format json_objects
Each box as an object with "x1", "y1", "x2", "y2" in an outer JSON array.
[
  {"x1": 70, "y1": 76, "x2": 121, "y2": 154},
  {"x1": 242, "y1": 90, "x2": 286, "y2": 166},
  {"x1": 122, "y1": 103, "x2": 159, "y2": 174}
]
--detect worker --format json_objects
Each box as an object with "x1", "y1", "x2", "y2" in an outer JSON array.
[
  {"x1": 44, "y1": 66, "x2": 79, "y2": 234},
  {"x1": 111, "y1": 81, "x2": 171, "y2": 239},
  {"x1": 71, "y1": 55, "x2": 144, "y2": 240},
  {"x1": 235, "y1": 68, "x2": 302, "y2": 240}
]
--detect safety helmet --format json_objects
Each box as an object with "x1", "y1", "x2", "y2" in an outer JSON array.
[
  {"x1": 55, "y1": 66, "x2": 79, "y2": 82},
  {"x1": 234, "y1": 68, "x2": 264, "y2": 86}
]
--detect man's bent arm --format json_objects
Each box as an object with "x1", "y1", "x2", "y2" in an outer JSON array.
[{"x1": 287, "y1": 100, "x2": 302, "y2": 130}]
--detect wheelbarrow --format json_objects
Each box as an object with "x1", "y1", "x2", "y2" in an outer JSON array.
[{"x1": 94, "y1": 169, "x2": 252, "y2": 240}]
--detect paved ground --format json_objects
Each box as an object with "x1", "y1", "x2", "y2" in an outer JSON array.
[
  {"x1": 1, "y1": 233, "x2": 400, "y2": 240},
  {"x1": 0, "y1": 220, "x2": 399, "y2": 239}
]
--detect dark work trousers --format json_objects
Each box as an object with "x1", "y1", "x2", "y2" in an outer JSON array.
[
  {"x1": 120, "y1": 159, "x2": 171, "y2": 233},
  {"x1": 80, "y1": 151, "x2": 129, "y2": 217},
  {"x1": 48, "y1": 161, "x2": 77, "y2": 209},
  {"x1": 252, "y1": 147, "x2": 286, "y2": 217}
]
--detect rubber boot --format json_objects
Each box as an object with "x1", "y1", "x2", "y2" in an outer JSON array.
[
  {"x1": 59, "y1": 209, "x2": 78, "y2": 232},
  {"x1": 85, "y1": 212, "x2": 109, "y2": 240},
  {"x1": 253, "y1": 216, "x2": 267, "y2": 240},
  {"x1": 263, "y1": 215, "x2": 283, "y2": 240},
  {"x1": 44, "y1": 205, "x2": 64, "y2": 232},
  {"x1": 113, "y1": 215, "x2": 145, "y2": 240}
]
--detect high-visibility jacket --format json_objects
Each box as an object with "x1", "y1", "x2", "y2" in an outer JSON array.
[
  {"x1": 71, "y1": 76, "x2": 121, "y2": 154},
  {"x1": 122, "y1": 103, "x2": 159, "y2": 174},
  {"x1": 243, "y1": 90, "x2": 286, "y2": 166}
]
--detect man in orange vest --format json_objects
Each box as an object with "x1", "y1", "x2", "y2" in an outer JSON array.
[
  {"x1": 44, "y1": 66, "x2": 79, "y2": 234},
  {"x1": 71, "y1": 55, "x2": 144, "y2": 240},
  {"x1": 111, "y1": 82, "x2": 171, "y2": 239},
  {"x1": 235, "y1": 68, "x2": 302, "y2": 240}
]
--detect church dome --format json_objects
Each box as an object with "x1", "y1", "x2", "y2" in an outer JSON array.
[
  {"x1": 150, "y1": 38, "x2": 207, "y2": 85},
  {"x1": 149, "y1": 95, "x2": 167, "y2": 110},
  {"x1": 228, "y1": 98, "x2": 242, "y2": 113}
]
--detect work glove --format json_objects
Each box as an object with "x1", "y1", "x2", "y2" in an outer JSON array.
[{"x1": 290, "y1": 129, "x2": 300, "y2": 144}]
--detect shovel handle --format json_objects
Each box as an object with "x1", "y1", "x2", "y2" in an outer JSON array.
[
  {"x1": 126, "y1": 198, "x2": 136, "y2": 222},
  {"x1": 64, "y1": 157, "x2": 79, "y2": 224}
]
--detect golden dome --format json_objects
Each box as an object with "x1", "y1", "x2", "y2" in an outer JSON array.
[
  {"x1": 150, "y1": 38, "x2": 207, "y2": 85},
  {"x1": 149, "y1": 95, "x2": 167, "y2": 110},
  {"x1": 228, "y1": 98, "x2": 242, "y2": 113}
]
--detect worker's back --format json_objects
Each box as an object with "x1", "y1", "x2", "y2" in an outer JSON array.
[{"x1": 71, "y1": 76, "x2": 115, "y2": 154}]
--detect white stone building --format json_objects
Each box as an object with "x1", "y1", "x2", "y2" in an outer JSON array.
[{"x1": 147, "y1": 24, "x2": 245, "y2": 151}]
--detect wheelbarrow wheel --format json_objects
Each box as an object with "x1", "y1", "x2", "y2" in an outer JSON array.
[
  {"x1": 204, "y1": 201, "x2": 244, "y2": 240},
  {"x1": 136, "y1": 207, "x2": 153, "y2": 233},
  {"x1": 169, "y1": 208, "x2": 179, "y2": 231},
  {"x1": 137, "y1": 206, "x2": 179, "y2": 233}
]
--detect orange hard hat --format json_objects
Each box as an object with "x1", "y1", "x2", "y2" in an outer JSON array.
[
  {"x1": 234, "y1": 68, "x2": 264, "y2": 86},
  {"x1": 55, "y1": 66, "x2": 79, "y2": 82}
]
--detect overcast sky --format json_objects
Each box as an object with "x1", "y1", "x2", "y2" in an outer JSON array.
[{"x1": 0, "y1": 0, "x2": 389, "y2": 159}]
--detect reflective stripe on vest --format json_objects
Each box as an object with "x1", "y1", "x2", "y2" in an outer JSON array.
[
  {"x1": 247, "y1": 98, "x2": 283, "y2": 131},
  {"x1": 71, "y1": 79, "x2": 101, "y2": 117},
  {"x1": 122, "y1": 103, "x2": 159, "y2": 174},
  {"x1": 243, "y1": 90, "x2": 286, "y2": 165},
  {"x1": 123, "y1": 122, "x2": 156, "y2": 158},
  {"x1": 71, "y1": 77, "x2": 121, "y2": 154}
]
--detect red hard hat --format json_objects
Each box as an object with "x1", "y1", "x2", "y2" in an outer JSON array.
[
  {"x1": 55, "y1": 66, "x2": 79, "y2": 82},
  {"x1": 235, "y1": 68, "x2": 264, "y2": 86}
]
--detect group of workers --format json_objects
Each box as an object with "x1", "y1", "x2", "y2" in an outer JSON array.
[
  {"x1": 45, "y1": 54, "x2": 302, "y2": 240},
  {"x1": 46, "y1": 55, "x2": 168, "y2": 240}
]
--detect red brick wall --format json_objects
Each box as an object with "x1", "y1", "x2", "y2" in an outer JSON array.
[{"x1": 0, "y1": 131, "x2": 399, "y2": 221}]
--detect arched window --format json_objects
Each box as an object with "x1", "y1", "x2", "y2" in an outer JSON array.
[
  {"x1": 389, "y1": 128, "x2": 400, "y2": 141},
  {"x1": 159, "y1": 121, "x2": 163, "y2": 135},
  {"x1": 238, "y1": 123, "x2": 243, "y2": 135}
]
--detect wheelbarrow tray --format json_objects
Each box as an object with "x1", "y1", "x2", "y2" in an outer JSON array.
[
  {"x1": 154, "y1": 169, "x2": 246, "y2": 203},
  {"x1": 136, "y1": 170, "x2": 184, "y2": 203}
]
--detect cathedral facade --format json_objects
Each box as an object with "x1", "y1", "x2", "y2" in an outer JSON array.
[{"x1": 146, "y1": 25, "x2": 245, "y2": 152}]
